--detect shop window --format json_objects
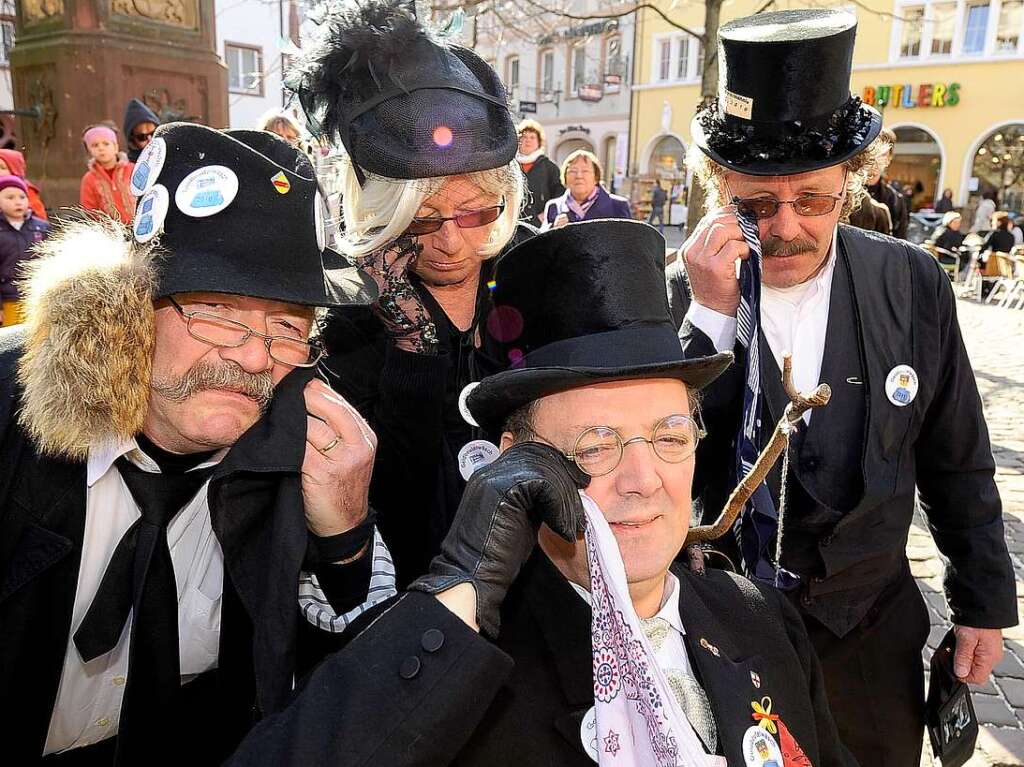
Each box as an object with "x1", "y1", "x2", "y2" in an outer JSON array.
[
  {"x1": 970, "y1": 124, "x2": 1024, "y2": 213},
  {"x1": 930, "y1": 2, "x2": 956, "y2": 54},
  {"x1": 540, "y1": 49, "x2": 555, "y2": 98},
  {"x1": 962, "y1": 1, "x2": 991, "y2": 54},
  {"x1": 996, "y1": 0, "x2": 1022, "y2": 51},
  {"x1": 225, "y1": 43, "x2": 263, "y2": 96},
  {"x1": 900, "y1": 6, "x2": 925, "y2": 57},
  {"x1": 506, "y1": 55, "x2": 519, "y2": 93},
  {"x1": 658, "y1": 39, "x2": 671, "y2": 81}
]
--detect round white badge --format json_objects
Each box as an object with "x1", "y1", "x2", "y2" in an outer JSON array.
[
  {"x1": 580, "y1": 706, "x2": 598, "y2": 762},
  {"x1": 130, "y1": 137, "x2": 166, "y2": 196},
  {"x1": 885, "y1": 364, "x2": 919, "y2": 407},
  {"x1": 132, "y1": 184, "x2": 169, "y2": 244},
  {"x1": 458, "y1": 381, "x2": 481, "y2": 427},
  {"x1": 314, "y1": 190, "x2": 327, "y2": 251},
  {"x1": 742, "y1": 726, "x2": 784, "y2": 767},
  {"x1": 457, "y1": 439, "x2": 499, "y2": 481},
  {"x1": 174, "y1": 165, "x2": 239, "y2": 218}
]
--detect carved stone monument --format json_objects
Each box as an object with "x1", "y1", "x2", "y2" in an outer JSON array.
[{"x1": 10, "y1": 0, "x2": 228, "y2": 208}]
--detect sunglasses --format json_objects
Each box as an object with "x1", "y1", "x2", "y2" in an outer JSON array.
[
  {"x1": 405, "y1": 201, "x2": 505, "y2": 236},
  {"x1": 731, "y1": 172, "x2": 848, "y2": 220},
  {"x1": 132, "y1": 131, "x2": 155, "y2": 143}
]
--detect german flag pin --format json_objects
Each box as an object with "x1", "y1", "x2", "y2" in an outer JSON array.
[{"x1": 271, "y1": 171, "x2": 291, "y2": 195}]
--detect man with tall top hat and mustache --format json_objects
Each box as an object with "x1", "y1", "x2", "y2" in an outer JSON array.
[
  {"x1": 226, "y1": 219, "x2": 856, "y2": 767},
  {"x1": 0, "y1": 122, "x2": 394, "y2": 765},
  {"x1": 670, "y1": 9, "x2": 1016, "y2": 764}
]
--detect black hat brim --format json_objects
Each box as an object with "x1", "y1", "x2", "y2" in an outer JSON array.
[
  {"x1": 467, "y1": 352, "x2": 734, "y2": 434},
  {"x1": 690, "y1": 103, "x2": 882, "y2": 177}
]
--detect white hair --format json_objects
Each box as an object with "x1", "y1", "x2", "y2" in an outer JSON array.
[{"x1": 337, "y1": 158, "x2": 525, "y2": 259}]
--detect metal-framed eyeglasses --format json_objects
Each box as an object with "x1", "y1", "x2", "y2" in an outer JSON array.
[
  {"x1": 731, "y1": 171, "x2": 848, "y2": 220},
  {"x1": 534, "y1": 414, "x2": 707, "y2": 478},
  {"x1": 406, "y1": 199, "x2": 506, "y2": 236},
  {"x1": 167, "y1": 296, "x2": 324, "y2": 368}
]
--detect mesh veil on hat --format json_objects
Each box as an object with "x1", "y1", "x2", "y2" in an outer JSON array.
[{"x1": 288, "y1": 0, "x2": 517, "y2": 184}]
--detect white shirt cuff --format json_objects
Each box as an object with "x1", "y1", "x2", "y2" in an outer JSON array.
[{"x1": 683, "y1": 301, "x2": 737, "y2": 353}]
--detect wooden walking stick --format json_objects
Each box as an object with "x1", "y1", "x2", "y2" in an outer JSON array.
[{"x1": 684, "y1": 354, "x2": 832, "y2": 547}]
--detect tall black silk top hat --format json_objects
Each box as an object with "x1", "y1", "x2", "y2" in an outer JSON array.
[
  {"x1": 287, "y1": 0, "x2": 517, "y2": 184},
  {"x1": 127, "y1": 121, "x2": 376, "y2": 307},
  {"x1": 691, "y1": 8, "x2": 882, "y2": 176},
  {"x1": 466, "y1": 220, "x2": 734, "y2": 434}
]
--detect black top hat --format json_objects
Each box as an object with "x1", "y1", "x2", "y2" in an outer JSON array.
[
  {"x1": 466, "y1": 220, "x2": 733, "y2": 433},
  {"x1": 691, "y1": 9, "x2": 882, "y2": 176},
  {"x1": 288, "y1": 0, "x2": 517, "y2": 184},
  {"x1": 128, "y1": 122, "x2": 376, "y2": 307}
]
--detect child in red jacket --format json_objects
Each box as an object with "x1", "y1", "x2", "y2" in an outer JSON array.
[{"x1": 79, "y1": 124, "x2": 136, "y2": 224}]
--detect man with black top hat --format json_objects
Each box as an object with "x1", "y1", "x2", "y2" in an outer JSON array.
[
  {"x1": 0, "y1": 121, "x2": 392, "y2": 765},
  {"x1": 290, "y1": 0, "x2": 536, "y2": 586},
  {"x1": 227, "y1": 220, "x2": 855, "y2": 767},
  {"x1": 668, "y1": 9, "x2": 1016, "y2": 764}
]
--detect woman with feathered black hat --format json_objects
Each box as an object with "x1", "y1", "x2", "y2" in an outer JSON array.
[{"x1": 289, "y1": 0, "x2": 533, "y2": 586}]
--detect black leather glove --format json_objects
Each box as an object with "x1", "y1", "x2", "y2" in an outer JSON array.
[{"x1": 409, "y1": 442, "x2": 589, "y2": 637}]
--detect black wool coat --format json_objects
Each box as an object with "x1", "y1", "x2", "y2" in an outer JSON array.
[
  {"x1": 319, "y1": 225, "x2": 537, "y2": 587},
  {"x1": 667, "y1": 225, "x2": 1016, "y2": 637},
  {"x1": 228, "y1": 551, "x2": 856, "y2": 767}
]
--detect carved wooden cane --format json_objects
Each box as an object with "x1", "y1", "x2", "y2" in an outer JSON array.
[{"x1": 684, "y1": 354, "x2": 832, "y2": 548}]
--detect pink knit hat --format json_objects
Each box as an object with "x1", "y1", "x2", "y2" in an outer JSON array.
[{"x1": 0, "y1": 174, "x2": 28, "y2": 195}]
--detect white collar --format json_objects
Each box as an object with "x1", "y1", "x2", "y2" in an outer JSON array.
[
  {"x1": 87, "y1": 437, "x2": 226, "y2": 487},
  {"x1": 570, "y1": 570, "x2": 685, "y2": 636}
]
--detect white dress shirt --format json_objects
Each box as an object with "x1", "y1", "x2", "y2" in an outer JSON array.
[
  {"x1": 43, "y1": 438, "x2": 398, "y2": 756},
  {"x1": 571, "y1": 571, "x2": 692, "y2": 678},
  {"x1": 683, "y1": 229, "x2": 838, "y2": 424}
]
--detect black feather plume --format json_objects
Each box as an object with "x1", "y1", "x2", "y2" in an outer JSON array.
[{"x1": 286, "y1": 0, "x2": 440, "y2": 143}]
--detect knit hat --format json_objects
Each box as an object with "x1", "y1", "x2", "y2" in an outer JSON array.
[{"x1": 0, "y1": 174, "x2": 28, "y2": 195}]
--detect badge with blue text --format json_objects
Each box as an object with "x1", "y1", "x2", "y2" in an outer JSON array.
[
  {"x1": 742, "y1": 725, "x2": 783, "y2": 767},
  {"x1": 458, "y1": 439, "x2": 499, "y2": 480},
  {"x1": 174, "y1": 165, "x2": 239, "y2": 217},
  {"x1": 130, "y1": 137, "x2": 166, "y2": 196},
  {"x1": 885, "y1": 364, "x2": 918, "y2": 407},
  {"x1": 458, "y1": 382, "x2": 481, "y2": 427},
  {"x1": 132, "y1": 184, "x2": 169, "y2": 244}
]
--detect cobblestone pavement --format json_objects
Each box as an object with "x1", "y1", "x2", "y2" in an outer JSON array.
[{"x1": 912, "y1": 299, "x2": 1024, "y2": 766}]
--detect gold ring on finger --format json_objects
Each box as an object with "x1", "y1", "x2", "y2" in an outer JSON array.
[{"x1": 320, "y1": 436, "x2": 341, "y2": 454}]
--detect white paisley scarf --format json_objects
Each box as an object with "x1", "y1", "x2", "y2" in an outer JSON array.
[{"x1": 582, "y1": 492, "x2": 726, "y2": 767}]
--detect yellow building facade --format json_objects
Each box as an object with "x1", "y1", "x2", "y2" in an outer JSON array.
[{"x1": 629, "y1": 0, "x2": 1024, "y2": 219}]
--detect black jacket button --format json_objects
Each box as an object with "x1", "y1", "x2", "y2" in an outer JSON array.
[
  {"x1": 399, "y1": 656, "x2": 421, "y2": 680},
  {"x1": 802, "y1": 457, "x2": 820, "y2": 471},
  {"x1": 421, "y1": 628, "x2": 445, "y2": 653}
]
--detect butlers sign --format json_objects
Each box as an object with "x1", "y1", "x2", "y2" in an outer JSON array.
[{"x1": 861, "y1": 82, "x2": 961, "y2": 109}]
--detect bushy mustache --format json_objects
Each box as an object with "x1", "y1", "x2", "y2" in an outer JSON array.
[
  {"x1": 761, "y1": 235, "x2": 818, "y2": 258},
  {"x1": 152, "y1": 361, "x2": 275, "y2": 412}
]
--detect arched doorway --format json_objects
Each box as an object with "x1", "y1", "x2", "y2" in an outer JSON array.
[
  {"x1": 969, "y1": 123, "x2": 1024, "y2": 215},
  {"x1": 890, "y1": 125, "x2": 942, "y2": 211},
  {"x1": 647, "y1": 134, "x2": 686, "y2": 178},
  {"x1": 554, "y1": 137, "x2": 595, "y2": 166}
]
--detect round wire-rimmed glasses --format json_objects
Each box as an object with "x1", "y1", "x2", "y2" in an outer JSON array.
[
  {"x1": 167, "y1": 296, "x2": 323, "y2": 368},
  {"x1": 537, "y1": 414, "x2": 707, "y2": 478}
]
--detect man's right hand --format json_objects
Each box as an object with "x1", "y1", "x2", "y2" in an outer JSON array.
[
  {"x1": 679, "y1": 205, "x2": 750, "y2": 317},
  {"x1": 410, "y1": 442, "x2": 589, "y2": 637}
]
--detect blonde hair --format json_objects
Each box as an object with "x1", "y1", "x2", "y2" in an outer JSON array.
[
  {"x1": 686, "y1": 136, "x2": 883, "y2": 222},
  {"x1": 337, "y1": 158, "x2": 526, "y2": 260},
  {"x1": 560, "y1": 149, "x2": 602, "y2": 186},
  {"x1": 257, "y1": 109, "x2": 302, "y2": 137},
  {"x1": 942, "y1": 211, "x2": 961, "y2": 227},
  {"x1": 517, "y1": 119, "x2": 546, "y2": 147}
]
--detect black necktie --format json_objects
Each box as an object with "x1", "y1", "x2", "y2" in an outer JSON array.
[{"x1": 73, "y1": 454, "x2": 214, "y2": 762}]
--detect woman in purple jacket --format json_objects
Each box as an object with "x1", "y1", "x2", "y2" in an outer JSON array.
[{"x1": 543, "y1": 149, "x2": 632, "y2": 229}]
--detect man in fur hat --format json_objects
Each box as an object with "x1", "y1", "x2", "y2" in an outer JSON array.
[
  {"x1": 0, "y1": 122, "x2": 390, "y2": 766},
  {"x1": 226, "y1": 220, "x2": 856, "y2": 767},
  {"x1": 668, "y1": 9, "x2": 1016, "y2": 764}
]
